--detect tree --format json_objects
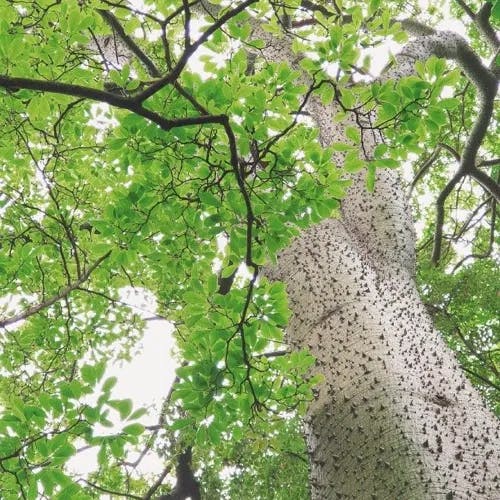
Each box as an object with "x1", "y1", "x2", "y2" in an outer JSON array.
[{"x1": 0, "y1": 1, "x2": 498, "y2": 499}]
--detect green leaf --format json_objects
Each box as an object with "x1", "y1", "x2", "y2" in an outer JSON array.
[
  {"x1": 208, "y1": 423, "x2": 222, "y2": 445},
  {"x1": 329, "y1": 25, "x2": 343, "y2": 48},
  {"x1": 97, "y1": 444, "x2": 107, "y2": 466},
  {"x1": 429, "y1": 108, "x2": 447, "y2": 126},
  {"x1": 0, "y1": 2, "x2": 495, "y2": 496},
  {"x1": 439, "y1": 97, "x2": 460, "y2": 109},
  {"x1": 171, "y1": 417, "x2": 194, "y2": 431},
  {"x1": 109, "y1": 399, "x2": 133, "y2": 419},
  {"x1": 110, "y1": 436, "x2": 125, "y2": 458},
  {"x1": 345, "y1": 126, "x2": 360, "y2": 144},
  {"x1": 81, "y1": 364, "x2": 96, "y2": 385},
  {"x1": 373, "y1": 144, "x2": 388, "y2": 158},
  {"x1": 122, "y1": 423, "x2": 144, "y2": 436},
  {"x1": 331, "y1": 142, "x2": 356, "y2": 152},
  {"x1": 128, "y1": 407, "x2": 148, "y2": 420},
  {"x1": 319, "y1": 84, "x2": 334, "y2": 105},
  {"x1": 54, "y1": 482, "x2": 82, "y2": 499},
  {"x1": 299, "y1": 58, "x2": 318, "y2": 73},
  {"x1": 344, "y1": 153, "x2": 365, "y2": 173},
  {"x1": 52, "y1": 442, "x2": 76, "y2": 463},
  {"x1": 27, "y1": 96, "x2": 50, "y2": 126},
  {"x1": 39, "y1": 469, "x2": 56, "y2": 495},
  {"x1": 366, "y1": 163, "x2": 376, "y2": 191},
  {"x1": 492, "y1": 0, "x2": 500, "y2": 22},
  {"x1": 102, "y1": 376, "x2": 118, "y2": 393}
]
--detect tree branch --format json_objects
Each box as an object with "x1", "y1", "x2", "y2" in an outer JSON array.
[
  {"x1": 97, "y1": 9, "x2": 162, "y2": 78},
  {"x1": 431, "y1": 172, "x2": 464, "y2": 265},
  {"x1": 0, "y1": 251, "x2": 112, "y2": 328},
  {"x1": 152, "y1": 448, "x2": 200, "y2": 500},
  {"x1": 133, "y1": 0, "x2": 258, "y2": 103},
  {"x1": 395, "y1": 30, "x2": 499, "y2": 263},
  {"x1": 470, "y1": 167, "x2": 500, "y2": 199},
  {"x1": 451, "y1": 198, "x2": 497, "y2": 272},
  {"x1": 81, "y1": 479, "x2": 142, "y2": 499},
  {"x1": 454, "y1": 0, "x2": 499, "y2": 50},
  {"x1": 478, "y1": 157, "x2": 500, "y2": 167},
  {"x1": 0, "y1": 75, "x2": 137, "y2": 107},
  {"x1": 300, "y1": 0, "x2": 337, "y2": 17},
  {"x1": 462, "y1": 365, "x2": 500, "y2": 392},
  {"x1": 0, "y1": 74, "x2": 236, "y2": 133},
  {"x1": 455, "y1": 0, "x2": 476, "y2": 19},
  {"x1": 143, "y1": 464, "x2": 172, "y2": 499},
  {"x1": 407, "y1": 143, "x2": 461, "y2": 197},
  {"x1": 430, "y1": 33, "x2": 498, "y2": 260}
]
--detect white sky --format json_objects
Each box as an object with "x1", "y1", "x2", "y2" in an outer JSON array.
[{"x1": 65, "y1": 290, "x2": 176, "y2": 478}]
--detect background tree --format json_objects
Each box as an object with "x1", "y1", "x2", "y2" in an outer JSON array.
[{"x1": 0, "y1": 1, "x2": 498, "y2": 499}]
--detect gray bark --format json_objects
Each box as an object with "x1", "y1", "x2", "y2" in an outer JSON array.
[
  {"x1": 270, "y1": 214, "x2": 499, "y2": 498},
  {"x1": 264, "y1": 28, "x2": 500, "y2": 500}
]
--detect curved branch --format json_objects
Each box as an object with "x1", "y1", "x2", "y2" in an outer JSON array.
[
  {"x1": 476, "y1": 3, "x2": 500, "y2": 50},
  {"x1": 438, "y1": 142, "x2": 461, "y2": 162},
  {"x1": 470, "y1": 167, "x2": 500, "y2": 200},
  {"x1": 398, "y1": 18, "x2": 436, "y2": 36},
  {"x1": 425, "y1": 34, "x2": 498, "y2": 186},
  {"x1": 454, "y1": 0, "x2": 499, "y2": 50},
  {"x1": 395, "y1": 30, "x2": 498, "y2": 264},
  {"x1": 0, "y1": 75, "x2": 137, "y2": 107},
  {"x1": 0, "y1": 74, "x2": 233, "y2": 132}
]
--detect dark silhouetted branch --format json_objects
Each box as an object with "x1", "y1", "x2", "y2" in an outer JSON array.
[
  {"x1": 152, "y1": 448, "x2": 200, "y2": 500},
  {"x1": 134, "y1": 0, "x2": 258, "y2": 103}
]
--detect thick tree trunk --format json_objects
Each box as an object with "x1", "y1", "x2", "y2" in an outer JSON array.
[
  {"x1": 262, "y1": 28, "x2": 500, "y2": 500},
  {"x1": 270, "y1": 208, "x2": 499, "y2": 498}
]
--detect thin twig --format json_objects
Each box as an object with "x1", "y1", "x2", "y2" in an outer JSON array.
[
  {"x1": 432, "y1": 173, "x2": 464, "y2": 264},
  {"x1": 81, "y1": 479, "x2": 142, "y2": 499},
  {"x1": 0, "y1": 251, "x2": 112, "y2": 328}
]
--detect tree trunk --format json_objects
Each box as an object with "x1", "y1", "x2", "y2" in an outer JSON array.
[
  {"x1": 263, "y1": 30, "x2": 500, "y2": 500},
  {"x1": 270, "y1": 207, "x2": 499, "y2": 498}
]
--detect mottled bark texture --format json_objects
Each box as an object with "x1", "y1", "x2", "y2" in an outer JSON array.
[{"x1": 264, "y1": 30, "x2": 500, "y2": 500}]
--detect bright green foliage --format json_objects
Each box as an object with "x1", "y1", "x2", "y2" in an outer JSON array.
[
  {"x1": 0, "y1": 0, "x2": 497, "y2": 498},
  {"x1": 418, "y1": 259, "x2": 500, "y2": 415},
  {"x1": 198, "y1": 416, "x2": 309, "y2": 499}
]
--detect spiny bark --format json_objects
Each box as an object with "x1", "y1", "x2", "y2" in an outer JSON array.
[
  {"x1": 263, "y1": 26, "x2": 500, "y2": 500},
  {"x1": 271, "y1": 216, "x2": 499, "y2": 498}
]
